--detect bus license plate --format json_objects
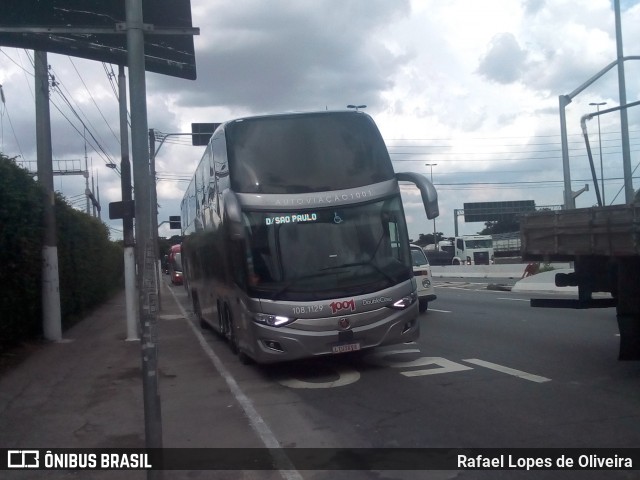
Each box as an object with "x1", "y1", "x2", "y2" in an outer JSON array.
[{"x1": 332, "y1": 343, "x2": 361, "y2": 354}]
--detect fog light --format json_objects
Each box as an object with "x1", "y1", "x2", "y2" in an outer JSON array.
[
  {"x1": 402, "y1": 319, "x2": 416, "y2": 333},
  {"x1": 263, "y1": 340, "x2": 283, "y2": 352}
]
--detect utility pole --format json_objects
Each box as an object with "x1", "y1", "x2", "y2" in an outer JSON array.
[
  {"x1": 149, "y1": 128, "x2": 161, "y2": 309},
  {"x1": 425, "y1": 163, "x2": 438, "y2": 245},
  {"x1": 35, "y1": 50, "x2": 62, "y2": 342},
  {"x1": 119, "y1": 64, "x2": 139, "y2": 342},
  {"x1": 126, "y1": 0, "x2": 163, "y2": 468},
  {"x1": 614, "y1": 0, "x2": 633, "y2": 203},
  {"x1": 589, "y1": 102, "x2": 607, "y2": 205}
]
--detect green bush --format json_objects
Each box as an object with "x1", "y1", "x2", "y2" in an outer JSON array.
[
  {"x1": 0, "y1": 157, "x2": 45, "y2": 346},
  {"x1": 55, "y1": 194, "x2": 124, "y2": 328},
  {"x1": 0, "y1": 154, "x2": 124, "y2": 350}
]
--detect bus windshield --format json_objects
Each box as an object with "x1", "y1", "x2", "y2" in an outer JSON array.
[
  {"x1": 465, "y1": 239, "x2": 493, "y2": 249},
  {"x1": 226, "y1": 112, "x2": 395, "y2": 194},
  {"x1": 243, "y1": 196, "x2": 412, "y2": 301}
]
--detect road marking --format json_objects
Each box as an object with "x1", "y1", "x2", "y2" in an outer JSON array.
[
  {"x1": 496, "y1": 297, "x2": 530, "y2": 302},
  {"x1": 365, "y1": 349, "x2": 473, "y2": 377},
  {"x1": 166, "y1": 285, "x2": 303, "y2": 480},
  {"x1": 401, "y1": 358, "x2": 473, "y2": 377},
  {"x1": 427, "y1": 308, "x2": 452, "y2": 313},
  {"x1": 462, "y1": 358, "x2": 551, "y2": 383},
  {"x1": 277, "y1": 367, "x2": 360, "y2": 389}
]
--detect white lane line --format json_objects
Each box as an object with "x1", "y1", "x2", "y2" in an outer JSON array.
[
  {"x1": 427, "y1": 308, "x2": 452, "y2": 313},
  {"x1": 496, "y1": 297, "x2": 530, "y2": 302},
  {"x1": 462, "y1": 358, "x2": 551, "y2": 383},
  {"x1": 166, "y1": 286, "x2": 303, "y2": 480}
]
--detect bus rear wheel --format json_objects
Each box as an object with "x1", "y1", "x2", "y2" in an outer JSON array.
[
  {"x1": 223, "y1": 307, "x2": 239, "y2": 355},
  {"x1": 193, "y1": 293, "x2": 208, "y2": 330}
]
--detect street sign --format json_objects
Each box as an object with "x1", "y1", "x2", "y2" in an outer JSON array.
[
  {"x1": 169, "y1": 216, "x2": 181, "y2": 229},
  {"x1": 463, "y1": 200, "x2": 536, "y2": 222},
  {"x1": 109, "y1": 200, "x2": 135, "y2": 220},
  {"x1": 191, "y1": 123, "x2": 221, "y2": 146}
]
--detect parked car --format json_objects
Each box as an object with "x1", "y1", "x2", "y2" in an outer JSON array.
[{"x1": 410, "y1": 244, "x2": 437, "y2": 313}]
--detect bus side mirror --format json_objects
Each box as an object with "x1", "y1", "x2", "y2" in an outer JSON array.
[
  {"x1": 395, "y1": 172, "x2": 439, "y2": 220},
  {"x1": 222, "y1": 190, "x2": 245, "y2": 240}
]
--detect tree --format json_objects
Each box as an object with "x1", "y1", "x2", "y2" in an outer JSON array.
[
  {"x1": 411, "y1": 232, "x2": 445, "y2": 247},
  {"x1": 477, "y1": 217, "x2": 520, "y2": 235}
]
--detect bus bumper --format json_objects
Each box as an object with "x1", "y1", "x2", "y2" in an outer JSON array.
[{"x1": 245, "y1": 305, "x2": 420, "y2": 364}]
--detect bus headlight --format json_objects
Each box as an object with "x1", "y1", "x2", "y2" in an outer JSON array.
[
  {"x1": 391, "y1": 292, "x2": 417, "y2": 310},
  {"x1": 253, "y1": 313, "x2": 295, "y2": 327}
]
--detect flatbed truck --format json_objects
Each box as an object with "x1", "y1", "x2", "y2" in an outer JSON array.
[{"x1": 520, "y1": 204, "x2": 640, "y2": 360}]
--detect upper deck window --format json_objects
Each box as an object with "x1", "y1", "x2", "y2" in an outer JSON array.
[{"x1": 226, "y1": 112, "x2": 394, "y2": 194}]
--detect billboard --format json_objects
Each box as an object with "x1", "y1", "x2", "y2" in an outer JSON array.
[
  {"x1": 0, "y1": 0, "x2": 197, "y2": 80},
  {"x1": 463, "y1": 200, "x2": 536, "y2": 222}
]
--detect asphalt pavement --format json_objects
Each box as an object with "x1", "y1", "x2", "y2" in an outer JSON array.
[{"x1": 0, "y1": 265, "x2": 572, "y2": 478}]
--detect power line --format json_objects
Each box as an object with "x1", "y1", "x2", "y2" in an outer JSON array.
[{"x1": 68, "y1": 57, "x2": 120, "y2": 144}]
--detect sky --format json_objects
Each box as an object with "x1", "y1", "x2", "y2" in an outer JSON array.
[{"x1": 1, "y1": 0, "x2": 639, "y2": 242}]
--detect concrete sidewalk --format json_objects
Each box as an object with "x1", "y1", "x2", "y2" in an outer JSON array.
[{"x1": 0, "y1": 281, "x2": 275, "y2": 479}]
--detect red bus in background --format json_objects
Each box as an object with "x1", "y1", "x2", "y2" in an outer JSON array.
[{"x1": 168, "y1": 244, "x2": 183, "y2": 285}]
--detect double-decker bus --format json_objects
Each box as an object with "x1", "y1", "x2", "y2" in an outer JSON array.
[{"x1": 180, "y1": 110, "x2": 438, "y2": 364}]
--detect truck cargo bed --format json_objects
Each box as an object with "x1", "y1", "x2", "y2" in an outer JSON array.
[{"x1": 521, "y1": 205, "x2": 640, "y2": 260}]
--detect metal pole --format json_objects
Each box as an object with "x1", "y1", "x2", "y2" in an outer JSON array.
[
  {"x1": 96, "y1": 170, "x2": 101, "y2": 220},
  {"x1": 125, "y1": 0, "x2": 163, "y2": 465},
  {"x1": 149, "y1": 128, "x2": 161, "y2": 310},
  {"x1": 454, "y1": 210, "x2": 458, "y2": 237},
  {"x1": 425, "y1": 163, "x2": 437, "y2": 245},
  {"x1": 559, "y1": 95, "x2": 574, "y2": 209},
  {"x1": 597, "y1": 110, "x2": 605, "y2": 205},
  {"x1": 84, "y1": 128, "x2": 90, "y2": 215},
  {"x1": 614, "y1": 0, "x2": 634, "y2": 203},
  {"x1": 118, "y1": 64, "x2": 139, "y2": 342},
  {"x1": 589, "y1": 102, "x2": 607, "y2": 205},
  {"x1": 35, "y1": 50, "x2": 62, "y2": 342}
]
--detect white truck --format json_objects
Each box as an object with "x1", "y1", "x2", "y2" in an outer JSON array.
[{"x1": 425, "y1": 235, "x2": 494, "y2": 266}]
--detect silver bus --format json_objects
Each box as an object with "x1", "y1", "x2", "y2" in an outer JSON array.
[{"x1": 181, "y1": 111, "x2": 438, "y2": 364}]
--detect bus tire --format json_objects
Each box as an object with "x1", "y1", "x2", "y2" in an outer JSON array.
[
  {"x1": 419, "y1": 299, "x2": 428, "y2": 313},
  {"x1": 238, "y1": 350, "x2": 253, "y2": 365},
  {"x1": 193, "y1": 293, "x2": 208, "y2": 330},
  {"x1": 224, "y1": 307, "x2": 239, "y2": 355}
]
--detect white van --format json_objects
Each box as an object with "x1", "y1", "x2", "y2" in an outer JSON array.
[{"x1": 410, "y1": 244, "x2": 437, "y2": 313}]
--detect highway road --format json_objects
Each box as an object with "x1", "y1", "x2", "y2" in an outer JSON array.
[{"x1": 167, "y1": 279, "x2": 640, "y2": 480}]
